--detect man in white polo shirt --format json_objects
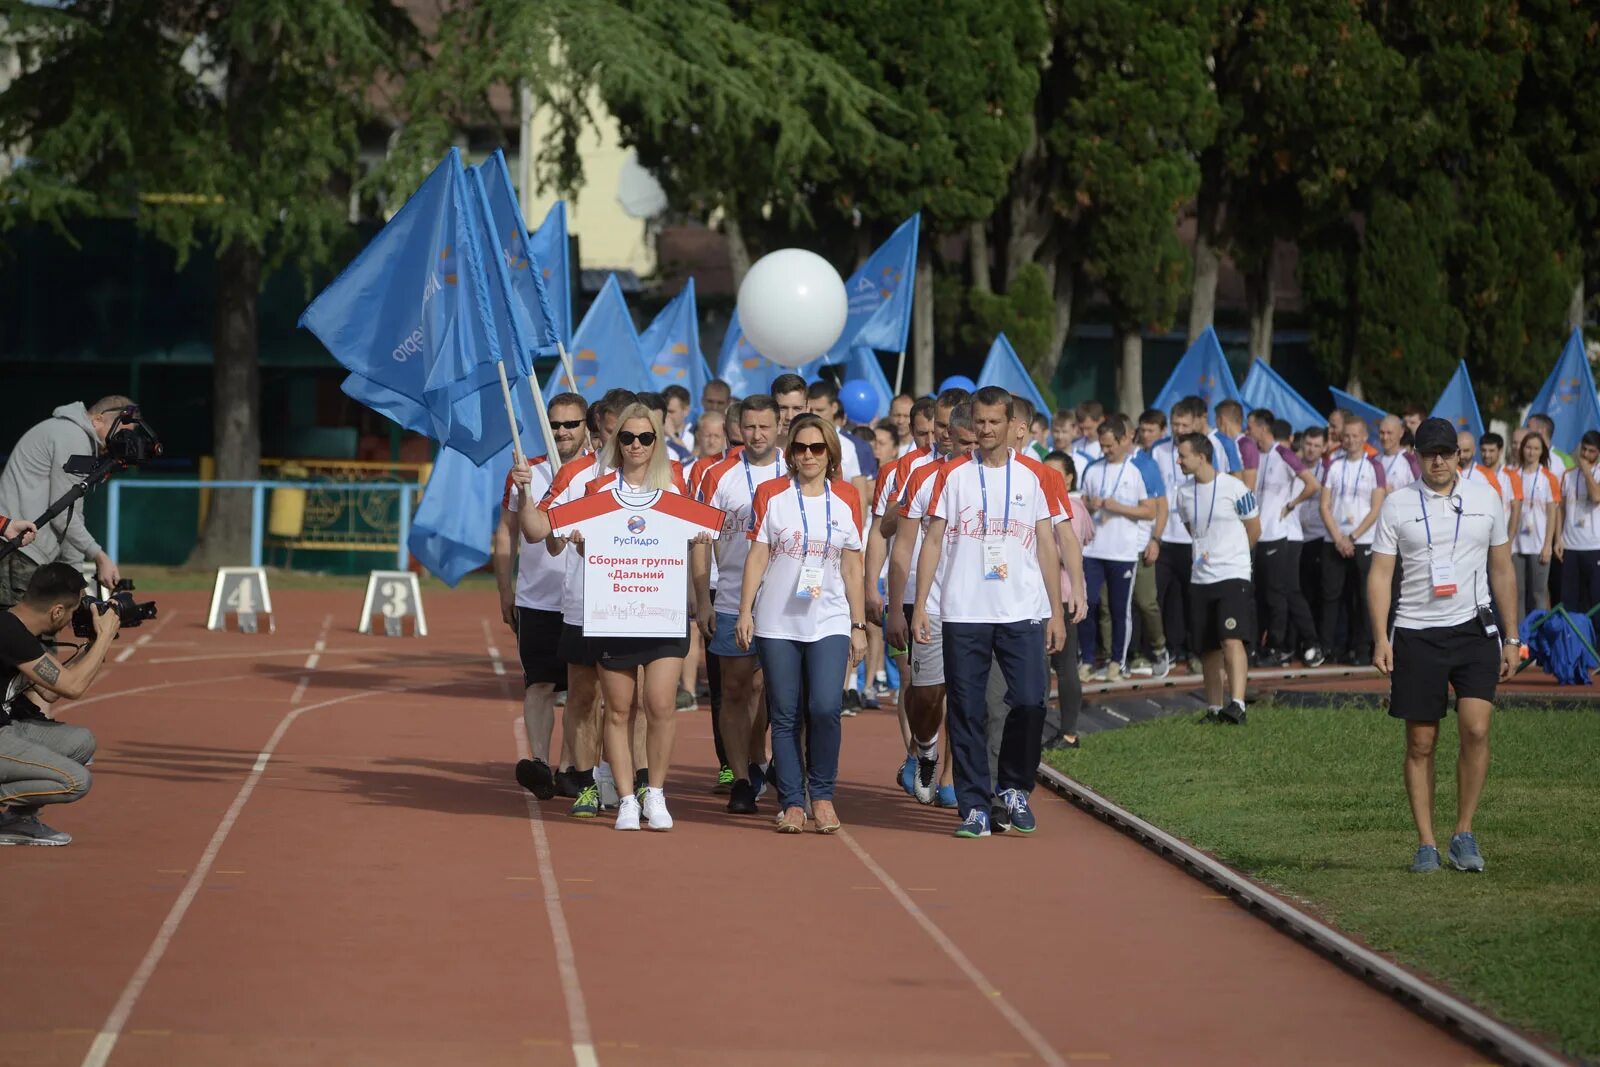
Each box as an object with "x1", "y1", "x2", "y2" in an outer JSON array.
[
  {"x1": 1319, "y1": 415, "x2": 1388, "y2": 664},
  {"x1": 1369, "y1": 418, "x2": 1519, "y2": 874}
]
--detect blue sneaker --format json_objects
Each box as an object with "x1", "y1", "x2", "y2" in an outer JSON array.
[
  {"x1": 999, "y1": 788, "x2": 1036, "y2": 833},
  {"x1": 954, "y1": 809, "x2": 990, "y2": 838},
  {"x1": 897, "y1": 755, "x2": 916, "y2": 797},
  {"x1": 1449, "y1": 832, "x2": 1485, "y2": 872},
  {"x1": 935, "y1": 784, "x2": 957, "y2": 808},
  {"x1": 1409, "y1": 844, "x2": 1441, "y2": 873}
]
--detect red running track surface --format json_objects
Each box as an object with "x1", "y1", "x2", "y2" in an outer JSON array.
[{"x1": 3, "y1": 589, "x2": 1483, "y2": 1067}]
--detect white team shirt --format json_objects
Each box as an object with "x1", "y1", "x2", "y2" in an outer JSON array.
[
  {"x1": 1513, "y1": 466, "x2": 1562, "y2": 555},
  {"x1": 1299, "y1": 458, "x2": 1329, "y2": 540},
  {"x1": 901, "y1": 457, "x2": 954, "y2": 614},
  {"x1": 504, "y1": 455, "x2": 568, "y2": 611},
  {"x1": 1378, "y1": 450, "x2": 1418, "y2": 494},
  {"x1": 1256, "y1": 443, "x2": 1308, "y2": 543},
  {"x1": 837, "y1": 436, "x2": 862, "y2": 479},
  {"x1": 1372, "y1": 476, "x2": 1506, "y2": 629},
  {"x1": 700, "y1": 451, "x2": 787, "y2": 604},
  {"x1": 1560, "y1": 463, "x2": 1600, "y2": 551},
  {"x1": 748, "y1": 478, "x2": 864, "y2": 641},
  {"x1": 1081, "y1": 454, "x2": 1165, "y2": 561},
  {"x1": 539, "y1": 455, "x2": 609, "y2": 626},
  {"x1": 1177, "y1": 473, "x2": 1259, "y2": 585},
  {"x1": 927, "y1": 453, "x2": 1054, "y2": 624},
  {"x1": 1324, "y1": 453, "x2": 1388, "y2": 546}
]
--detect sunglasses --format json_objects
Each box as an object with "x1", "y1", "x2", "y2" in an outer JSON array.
[
  {"x1": 617, "y1": 430, "x2": 657, "y2": 447},
  {"x1": 789, "y1": 441, "x2": 830, "y2": 457},
  {"x1": 550, "y1": 419, "x2": 584, "y2": 431}
]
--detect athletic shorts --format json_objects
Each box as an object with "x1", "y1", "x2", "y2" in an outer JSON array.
[
  {"x1": 516, "y1": 608, "x2": 567, "y2": 687},
  {"x1": 707, "y1": 611, "x2": 756, "y2": 658},
  {"x1": 910, "y1": 612, "x2": 944, "y2": 687},
  {"x1": 557, "y1": 623, "x2": 600, "y2": 668},
  {"x1": 594, "y1": 634, "x2": 692, "y2": 670},
  {"x1": 1188, "y1": 578, "x2": 1256, "y2": 654},
  {"x1": 1389, "y1": 620, "x2": 1500, "y2": 722}
]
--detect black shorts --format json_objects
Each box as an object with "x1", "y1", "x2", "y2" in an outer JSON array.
[
  {"x1": 593, "y1": 634, "x2": 691, "y2": 670},
  {"x1": 1188, "y1": 579, "x2": 1256, "y2": 653},
  {"x1": 516, "y1": 608, "x2": 566, "y2": 687},
  {"x1": 557, "y1": 623, "x2": 601, "y2": 668},
  {"x1": 1389, "y1": 620, "x2": 1500, "y2": 721}
]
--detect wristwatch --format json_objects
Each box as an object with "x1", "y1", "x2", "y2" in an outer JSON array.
[
  {"x1": 850, "y1": 622, "x2": 868, "y2": 631},
  {"x1": 1504, "y1": 637, "x2": 1522, "y2": 647}
]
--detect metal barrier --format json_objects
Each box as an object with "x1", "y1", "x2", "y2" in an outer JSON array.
[{"x1": 106, "y1": 479, "x2": 417, "y2": 570}]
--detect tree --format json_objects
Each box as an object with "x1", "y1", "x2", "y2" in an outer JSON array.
[{"x1": 0, "y1": 0, "x2": 414, "y2": 566}]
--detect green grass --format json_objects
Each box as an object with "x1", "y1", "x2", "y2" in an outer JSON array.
[
  {"x1": 1045, "y1": 704, "x2": 1600, "y2": 1061},
  {"x1": 120, "y1": 566, "x2": 499, "y2": 593}
]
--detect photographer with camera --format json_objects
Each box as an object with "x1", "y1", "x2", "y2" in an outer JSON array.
[
  {"x1": 0, "y1": 561, "x2": 121, "y2": 846},
  {"x1": 0, "y1": 396, "x2": 138, "y2": 607}
]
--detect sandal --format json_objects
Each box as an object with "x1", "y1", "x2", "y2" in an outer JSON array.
[
  {"x1": 776, "y1": 807, "x2": 806, "y2": 834},
  {"x1": 812, "y1": 801, "x2": 840, "y2": 834}
]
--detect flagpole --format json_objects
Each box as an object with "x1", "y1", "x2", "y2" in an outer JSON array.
[
  {"x1": 525, "y1": 373, "x2": 558, "y2": 480},
  {"x1": 494, "y1": 360, "x2": 526, "y2": 467},
  {"x1": 893, "y1": 350, "x2": 906, "y2": 395},
  {"x1": 555, "y1": 338, "x2": 578, "y2": 393}
]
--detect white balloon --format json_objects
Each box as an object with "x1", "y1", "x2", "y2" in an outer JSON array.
[{"x1": 736, "y1": 249, "x2": 848, "y2": 367}]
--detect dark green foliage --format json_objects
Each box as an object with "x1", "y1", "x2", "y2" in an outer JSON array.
[{"x1": 965, "y1": 262, "x2": 1055, "y2": 380}]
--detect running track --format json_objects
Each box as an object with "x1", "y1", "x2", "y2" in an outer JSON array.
[{"x1": 5, "y1": 590, "x2": 1485, "y2": 1066}]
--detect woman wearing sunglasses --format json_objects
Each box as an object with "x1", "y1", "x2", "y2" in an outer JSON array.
[
  {"x1": 561, "y1": 403, "x2": 714, "y2": 831},
  {"x1": 736, "y1": 414, "x2": 867, "y2": 833}
]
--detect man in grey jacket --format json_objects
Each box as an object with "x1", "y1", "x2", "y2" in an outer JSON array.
[{"x1": 0, "y1": 397, "x2": 131, "y2": 607}]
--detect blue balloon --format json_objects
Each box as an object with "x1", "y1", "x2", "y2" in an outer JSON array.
[
  {"x1": 840, "y1": 378, "x2": 878, "y2": 424},
  {"x1": 939, "y1": 374, "x2": 977, "y2": 395}
]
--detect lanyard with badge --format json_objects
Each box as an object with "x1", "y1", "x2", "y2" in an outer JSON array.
[
  {"x1": 1418, "y1": 485, "x2": 1463, "y2": 597},
  {"x1": 1096, "y1": 459, "x2": 1126, "y2": 526},
  {"x1": 792, "y1": 477, "x2": 832, "y2": 600},
  {"x1": 1190, "y1": 477, "x2": 1218, "y2": 562},
  {"x1": 743, "y1": 450, "x2": 783, "y2": 530},
  {"x1": 1337, "y1": 457, "x2": 1364, "y2": 529},
  {"x1": 978, "y1": 457, "x2": 1012, "y2": 581}
]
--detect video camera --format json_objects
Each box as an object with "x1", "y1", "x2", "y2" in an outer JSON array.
[{"x1": 72, "y1": 579, "x2": 158, "y2": 640}]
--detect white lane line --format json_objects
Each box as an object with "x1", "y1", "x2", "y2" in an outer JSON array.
[
  {"x1": 1102, "y1": 708, "x2": 1130, "y2": 723},
  {"x1": 111, "y1": 612, "x2": 178, "y2": 665},
  {"x1": 289, "y1": 623, "x2": 332, "y2": 705},
  {"x1": 482, "y1": 618, "x2": 507, "y2": 676},
  {"x1": 148, "y1": 648, "x2": 325, "y2": 665},
  {"x1": 838, "y1": 830, "x2": 1067, "y2": 1067}
]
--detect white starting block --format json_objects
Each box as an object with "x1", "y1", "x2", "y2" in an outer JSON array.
[
  {"x1": 358, "y1": 570, "x2": 427, "y2": 637},
  {"x1": 207, "y1": 567, "x2": 274, "y2": 633}
]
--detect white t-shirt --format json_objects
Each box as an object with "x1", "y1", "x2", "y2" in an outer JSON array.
[
  {"x1": 748, "y1": 478, "x2": 864, "y2": 641},
  {"x1": 1378, "y1": 450, "x2": 1419, "y2": 494},
  {"x1": 1561, "y1": 463, "x2": 1600, "y2": 551},
  {"x1": 1150, "y1": 438, "x2": 1190, "y2": 545},
  {"x1": 874, "y1": 447, "x2": 933, "y2": 517},
  {"x1": 1177, "y1": 473, "x2": 1259, "y2": 585},
  {"x1": 539, "y1": 455, "x2": 609, "y2": 626},
  {"x1": 1299, "y1": 458, "x2": 1328, "y2": 540},
  {"x1": 547, "y1": 485, "x2": 723, "y2": 637},
  {"x1": 1256, "y1": 443, "x2": 1307, "y2": 543},
  {"x1": 700, "y1": 450, "x2": 787, "y2": 604},
  {"x1": 1513, "y1": 466, "x2": 1562, "y2": 555},
  {"x1": 1080, "y1": 454, "x2": 1165, "y2": 561},
  {"x1": 837, "y1": 436, "x2": 862, "y2": 480},
  {"x1": 927, "y1": 454, "x2": 1054, "y2": 624},
  {"x1": 1324, "y1": 453, "x2": 1388, "y2": 546},
  {"x1": 894, "y1": 453, "x2": 946, "y2": 607},
  {"x1": 1372, "y1": 477, "x2": 1506, "y2": 629},
  {"x1": 504, "y1": 454, "x2": 568, "y2": 611}
]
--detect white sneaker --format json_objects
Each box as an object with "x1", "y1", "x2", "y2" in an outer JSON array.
[
  {"x1": 613, "y1": 794, "x2": 641, "y2": 831},
  {"x1": 641, "y1": 787, "x2": 673, "y2": 831}
]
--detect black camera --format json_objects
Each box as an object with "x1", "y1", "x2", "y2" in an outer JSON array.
[
  {"x1": 72, "y1": 579, "x2": 158, "y2": 640},
  {"x1": 104, "y1": 405, "x2": 162, "y2": 466}
]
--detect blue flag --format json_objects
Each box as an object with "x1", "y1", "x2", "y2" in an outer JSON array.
[
  {"x1": 639, "y1": 277, "x2": 713, "y2": 413},
  {"x1": 527, "y1": 200, "x2": 573, "y2": 346},
  {"x1": 1240, "y1": 359, "x2": 1325, "y2": 432},
  {"x1": 976, "y1": 333, "x2": 1051, "y2": 419},
  {"x1": 1329, "y1": 387, "x2": 1386, "y2": 446},
  {"x1": 476, "y1": 150, "x2": 563, "y2": 356},
  {"x1": 1431, "y1": 360, "x2": 1485, "y2": 443},
  {"x1": 717, "y1": 309, "x2": 825, "y2": 398},
  {"x1": 828, "y1": 214, "x2": 919, "y2": 359},
  {"x1": 1150, "y1": 327, "x2": 1243, "y2": 422},
  {"x1": 841, "y1": 347, "x2": 894, "y2": 422},
  {"x1": 1529, "y1": 329, "x2": 1600, "y2": 457},
  {"x1": 340, "y1": 372, "x2": 432, "y2": 436},
  {"x1": 544, "y1": 274, "x2": 653, "y2": 402}
]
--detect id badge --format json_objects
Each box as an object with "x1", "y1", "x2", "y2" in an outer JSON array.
[
  {"x1": 794, "y1": 564, "x2": 825, "y2": 600},
  {"x1": 983, "y1": 540, "x2": 1008, "y2": 581},
  {"x1": 1429, "y1": 558, "x2": 1458, "y2": 598}
]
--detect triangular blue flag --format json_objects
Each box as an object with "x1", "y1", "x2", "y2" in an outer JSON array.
[
  {"x1": 543, "y1": 274, "x2": 654, "y2": 402},
  {"x1": 527, "y1": 200, "x2": 573, "y2": 346},
  {"x1": 717, "y1": 309, "x2": 826, "y2": 398},
  {"x1": 1240, "y1": 359, "x2": 1325, "y2": 432},
  {"x1": 1430, "y1": 360, "x2": 1485, "y2": 443},
  {"x1": 976, "y1": 332, "x2": 1051, "y2": 418},
  {"x1": 841, "y1": 347, "x2": 894, "y2": 422},
  {"x1": 476, "y1": 150, "x2": 564, "y2": 357},
  {"x1": 1150, "y1": 327, "x2": 1243, "y2": 422},
  {"x1": 1329, "y1": 386, "x2": 1386, "y2": 447},
  {"x1": 1529, "y1": 329, "x2": 1600, "y2": 457},
  {"x1": 827, "y1": 213, "x2": 919, "y2": 359},
  {"x1": 640, "y1": 277, "x2": 714, "y2": 414}
]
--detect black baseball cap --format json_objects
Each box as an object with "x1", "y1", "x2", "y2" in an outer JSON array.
[{"x1": 1413, "y1": 417, "x2": 1460, "y2": 456}]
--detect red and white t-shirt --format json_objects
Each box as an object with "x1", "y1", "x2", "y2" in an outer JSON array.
[
  {"x1": 539, "y1": 454, "x2": 609, "y2": 626},
  {"x1": 546, "y1": 485, "x2": 723, "y2": 637},
  {"x1": 926, "y1": 453, "x2": 1055, "y2": 624},
  {"x1": 1513, "y1": 465, "x2": 1562, "y2": 555},
  {"x1": 873, "y1": 447, "x2": 933, "y2": 517},
  {"x1": 700, "y1": 451, "x2": 787, "y2": 604},
  {"x1": 747, "y1": 478, "x2": 864, "y2": 641},
  {"x1": 503, "y1": 454, "x2": 568, "y2": 611},
  {"x1": 899, "y1": 455, "x2": 954, "y2": 611}
]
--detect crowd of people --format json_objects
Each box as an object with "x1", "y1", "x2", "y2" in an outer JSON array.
[{"x1": 488, "y1": 370, "x2": 1600, "y2": 846}]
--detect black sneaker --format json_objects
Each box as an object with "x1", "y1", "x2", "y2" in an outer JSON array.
[
  {"x1": 554, "y1": 766, "x2": 583, "y2": 798},
  {"x1": 726, "y1": 778, "x2": 758, "y2": 814},
  {"x1": 989, "y1": 803, "x2": 1013, "y2": 834},
  {"x1": 1259, "y1": 649, "x2": 1291, "y2": 668},
  {"x1": 515, "y1": 758, "x2": 557, "y2": 800},
  {"x1": 841, "y1": 689, "x2": 863, "y2": 717},
  {"x1": 1043, "y1": 735, "x2": 1080, "y2": 751},
  {"x1": 1302, "y1": 646, "x2": 1326, "y2": 668},
  {"x1": 1218, "y1": 700, "x2": 1248, "y2": 725},
  {"x1": 1199, "y1": 707, "x2": 1222, "y2": 724}
]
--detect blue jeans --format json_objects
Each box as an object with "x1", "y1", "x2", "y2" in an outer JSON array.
[
  {"x1": 1079, "y1": 556, "x2": 1135, "y2": 668},
  {"x1": 942, "y1": 620, "x2": 1047, "y2": 818},
  {"x1": 756, "y1": 635, "x2": 848, "y2": 809}
]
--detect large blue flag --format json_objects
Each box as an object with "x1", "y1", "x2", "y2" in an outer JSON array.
[
  {"x1": 840, "y1": 346, "x2": 894, "y2": 422},
  {"x1": 1431, "y1": 360, "x2": 1485, "y2": 443},
  {"x1": 639, "y1": 277, "x2": 713, "y2": 413},
  {"x1": 717, "y1": 309, "x2": 826, "y2": 398},
  {"x1": 1329, "y1": 386, "x2": 1386, "y2": 446},
  {"x1": 1240, "y1": 358, "x2": 1324, "y2": 432},
  {"x1": 1529, "y1": 329, "x2": 1600, "y2": 457},
  {"x1": 828, "y1": 214, "x2": 919, "y2": 359},
  {"x1": 977, "y1": 333, "x2": 1051, "y2": 418},
  {"x1": 527, "y1": 200, "x2": 573, "y2": 346},
  {"x1": 1150, "y1": 326, "x2": 1243, "y2": 421},
  {"x1": 544, "y1": 274, "x2": 653, "y2": 402},
  {"x1": 476, "y1": 150, "x2": 563, "y2": 357}
]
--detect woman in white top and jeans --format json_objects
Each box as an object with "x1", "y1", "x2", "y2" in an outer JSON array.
[{"x1": 736, "y1": 414, "x2": 868, "y2": 834}]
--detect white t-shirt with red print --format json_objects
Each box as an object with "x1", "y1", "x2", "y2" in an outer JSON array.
[
  {"x1": 926, "y1": 453, "x2": 1055, "y2": 624},
  {"x1": 503, "y1": 454, "x2": 566, "y2": 611},
  {"x1": 700, "y1": 452, "x2": 787, "y2": 604},
  {"x1": 538, "y1": 454, "x2": 609, "y2": 626},
  {"x1": 900, "y1": 456, "x2": 953, "y2": 613},
  {"x1": 748, "y1": 478, "x2": 864, "y2": 642}
]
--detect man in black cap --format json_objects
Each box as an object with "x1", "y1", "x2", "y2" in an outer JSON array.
[{"x1": 1367, "y1": 418, "x2": 1520, "y2": 875}]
